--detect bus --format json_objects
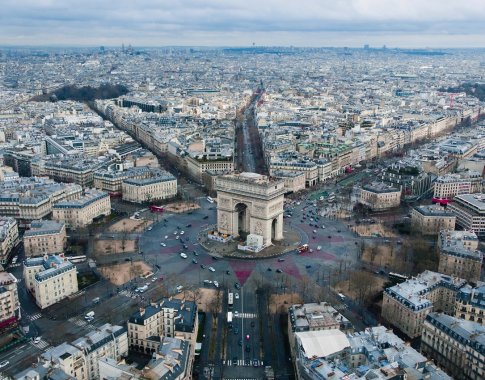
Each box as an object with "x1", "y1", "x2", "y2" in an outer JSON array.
[
  {"x1": 150, "y1": 205, "x2": 164, "y2": 213},
  {"x1": 66, "y1": 255, "x2": 87, "y2": 263},
  {"x1": 207, "y1": 196, "x2": 214, "y2": 203},
  {"x1": 227, "y1": 311, "x2": 233, "y2": 328},
  {"x1": 297, "y1": 244, "x2": 309, "y2": 253},
  {"x1": 228, "y1": 292, "x2": 234, "y2": 308}
]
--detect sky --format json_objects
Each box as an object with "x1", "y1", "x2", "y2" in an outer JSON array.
[{"x1": 1, "y1": 0, "x2": 485, "y2": 48}]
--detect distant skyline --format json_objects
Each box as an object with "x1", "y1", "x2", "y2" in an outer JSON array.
[{"x1": 2, "y1": 0, "x2": 485, "y2": 48}]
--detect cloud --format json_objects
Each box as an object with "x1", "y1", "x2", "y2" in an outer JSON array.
[{"x1": 1, "y1": 0, "x2": 485, "y2": 47}]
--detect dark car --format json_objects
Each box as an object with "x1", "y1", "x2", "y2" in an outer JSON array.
[
  {"x1": 212, "y1": 256, "x2": 219, "y2": 260},
  {"x1": 250, "y1": 321, "x2": 255, "y2": 327},
  {"x1": 245, "y1": 358, "x2": 251, "y2": 366},
  {"x1": 235, "y1": 283, "x2": 241, "y2": 290},
  {"x1": 253, "y1": 359, "x2": 259, "y2": 367},
  {"x1": 278, "y1": 258, "x2": 285, "y2": 262},
  {"x1": 245, "y1": 344, "x2": 251, "y2": 353},
  {"x1": 200, "y1": 264, "x2": 206, "y2": 269},
  {"x1": 203, "y1": 215, "x2": 209, "y2": 219},
  {"x1": 267, "y1": 267, "x2": 272, "y2": 271},
  {"x1": 238, "y1": 339, "x2": 242, "y2": 346},
  {"x1": 193, "y1": 251, "x2": 199, "y2": 256},
  {"x1": 226, "y1": 270, "x2": 231, "y2": 275},
  {"x1": 306, "y1": 265, "x2": 312, "y2": 269},
  {"x1": 186, "y1": 224, "x2": 192, "y2": 228},
  {"x1": 192, "y1": 258, "x2": 198, "y2": 264},
  {"x1": 232, "y1": 357, "x2": 238, "y2": 366},
  {"x1": 234, "y1": 327, "x2": 239, "y2": 334},
  {"x1": 276, "y1": 269, "x2": 283, "y2": 273}
]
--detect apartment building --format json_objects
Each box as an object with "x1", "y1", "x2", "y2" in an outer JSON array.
[
  {"x1": 0, "y1": 271, "x2": 19, "y2": 323},
  {"x1": 292, "y1": 325, "x2": 451, "y2": 380},
  {"x1": 273, "y1": 170, "x2": 306, "y2": 193},
  {"x1": 142, "y1": 336, "x2": 191, "y2": 380},
  {"x1": 0, "y1": 217, "x2": 19, "y2": 264},
  {"x1": 23, "y1": 254, "x2": 79, "y2": 309},
  {"x1": 52, "y1": 188, "x2": 111, "y2": 228},
  {"x1": 433, "y1": 171, "x2": 483, "y2": 199},
  {"x1": 14, "y1": 324, "x2": 127, "y2": 380},
  {"x1": 358, "y1": 182, "x2": 401, "y2": 211},
  {"x1": 382, "y1": 270, "x2": 466, "y2": 339},
  {"x1": 93, "y1": 166, "x2": 155, "y2": 192},
  {"x1": 449, "y1": 193, "x2": 485, "y2": 236},
  {"x1": 411, "y1": 205, "x2": 456, "y2": 235},
  {"x1": 128, "y1": 298, "x2": 198, "y2": 354},
  {"x1": 72, "y1": 324, "x2": 129, "y2": 380},
  {"x1": 269, "y1": 160, "x2": 319, "y2": 187},
  {"x1": 185, "y1": 155, "x2": 234, "y2": 183},
  {"x1": 122, "y1": 170, "x2": 177, "y2": 203},
  {"x1": 455, "y1": 284, "x2": 485, "y2": 325},
  {"x1": 421, "y1": 312, "x2": 485, "y2": 380},
  {"x1": 23, "y1": 220, "x2": 66, "y2": 257},
  {"x1": 438, "y1": 230, "x2": 483, "y2": 283}
]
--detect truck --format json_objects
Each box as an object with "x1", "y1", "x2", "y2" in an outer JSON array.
[
  {"x1": 138, "y1": 285, "x2": 148, "y2": 293},
  {"x1": 85, "y1": 311, "x2": 95, "y2": 320}
]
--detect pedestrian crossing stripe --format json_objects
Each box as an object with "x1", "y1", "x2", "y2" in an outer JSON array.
[
  {"x1": 234, "y1": 312, "x2": 257, "y2": 319},
  {"x1": 31, "y1": 339, "x2": 50, "y2": 350},
  {"x1": 222, "y1": 359, "x2": 263, "y2": 366},
  {"x1": 68, "y1": 317, "x2": 87, "y2": 327},
  {"x1": 29, "y1": 313, "x2": 42, "y2": 321}
]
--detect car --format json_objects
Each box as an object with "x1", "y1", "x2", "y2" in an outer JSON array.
[
  {"x1": 321, "y1": 225, "x2": 326, "y2": 229},
  {"x1": 317, "y1": 245, "x2": 322, "y2": 250},
  {"x1": 235, "y1": 293, "x2": 239, "y2": 299},
  {"x1": 173, "y1": 231, "x2": 177, "y2": 235},
  {"x1": 212, "y1": 256, "x2": 219, "y2": 260},
  {"x1": 160, "y1": 242, "x2": 166, "y2": 247},
  {"x1": 328, "y1": 235, "x2": 332, "y2": 238},
  {"x1": 183, "y1": 244, "x2": 188, "y2": 249},
  {"x1": 213, "y1": 281, "x2": 219, "y2": 287},
  {"x1": 33, "y1": 336, "x2": 42, "y2": 344},
  {"x1": 234, "y1": 310, "x2": 239, "y2": 317},
  {"x1": 200, "y1": 264, "x2": 206, "y2": 269},
  {"x1": 234, "y1": 327, "x2": 239, "y2": 334},
  {"x1": 245, "y1": 358, "x2": 251, "y2": 366},
  {"x1": 180, "y1": 231, "x2": 185, "y2": 235},
  {"x1": 124, "y1": 258, "x2": 131, "y2": 262},
  {"x1": 313, "y1": 229, "x2": 317, "y2": 233},
  {"x1": 238, "y1": 339, "x2": 243, "y2": 346},
  {"x1": 203, "y1": 215, "x2": 209, "y2": 219},
  {"x1": 208, "y1": 267, "x2": 215, "y2": 272},
  {"x1": 253, "y1": 359, "x2": 259, "y2": 367},
  {"x1": 235, "y1": 283, "x2": 241, "y2": 290},
  {"x1": 186, "y1": 224, "x2": 192, "y2": 228},
  {"x1": 276, "y1": 269, "x2": 283, "y2": 273},
  {"x1": 180, "y1": 253, "x2": 188, "y2": 259},
  {"x1": 203, "y1": 280, "x2": 213, "y2": 284},
  {"x1": 278, "y1": 258, "x2": 285, "y2": 262},
  {"x1": 232, "y1": 357, "x2": 238, "y2": 365},
  {"x1": 245, "y1": 344, "x2": 251, "y2": 352},
  {"x1": 148, "y1": 226, "x2": 152, "y2": 231},
  {"x1": 306, "y1": 265, "x2": 312, "y2": 269},
  {"x1": 192, "y1": 258, "x2": 198, "y2": 264},
  {"x1": 250, "y1": 321, "x2": 255, "y2": 327},
  {"x1": 164, "y1": 235, "x2": 168, "y2": 239},
  {"x1": 226, "y1": 270, "x2": 230, "y2": 275},
  {"x1": 175, "y1": 235, "x2": 180, "y2": 239},
  {"x1": 177, "y1": 226, "x2": 181, "y2": 229},
  {"x1": 151, "y1": 277, "x2": 156, "y2": 282},
  {"x1": 0, "y1": 360, "x2": 9, "y2": 368},
  {"x1": 267, "y1": 267, "x2": 272, "y2": 271}
]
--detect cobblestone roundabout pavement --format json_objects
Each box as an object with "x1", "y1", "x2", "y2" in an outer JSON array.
[{"x1": 138, "y1": 203, "x2": 360, "y2": 288}]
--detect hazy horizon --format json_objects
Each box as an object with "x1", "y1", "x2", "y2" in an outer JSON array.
[{"x1": 1, "y1": 0, "x2": 485, "y2": 48}]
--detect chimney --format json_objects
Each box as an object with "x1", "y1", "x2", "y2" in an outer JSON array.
[{"x1": 139, "y1": 307, "x2": 145, "y2": 317}]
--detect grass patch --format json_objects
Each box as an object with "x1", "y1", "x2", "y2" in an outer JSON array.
[{"x1": 77, "y1": 272, "x2": 100, "y2": 290}]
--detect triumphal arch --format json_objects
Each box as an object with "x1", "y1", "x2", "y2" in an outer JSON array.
[{"x1": 215, "y1": 172, "x2": 285, "y2": 246}]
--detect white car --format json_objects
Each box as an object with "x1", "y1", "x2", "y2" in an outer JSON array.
[
  {"x1": 160, "y1": 242, "x2": 166, "y2": 247},
  {"x1": 234, "y1": 311, "x2": 239, "y2": 317},
  {"x1": 213, "y1": 281, "x2": 219, "y2": 287},
  {"x1": 180, "y1": 231, "x2": 185, "y2": 235},
  {"x1": 164, "y1": 235, "x2": 168, "y2": 239},
  {"x1": 176, "y1": 235, "x2": 180, "y2": 239},
  {"x1": 235, "y1": 293, "x2": 239, "y2": 299},
  {"x1": 173, "y1": 231, "x2": 177, "y2": 235},
  {"x1": 148, "y1": 226, "x2": 152, "y2": 231},
  {"x1": 33, "y1": 336, "x2": 42, "y2": 344},
  {"x1": 317, "y1": 246, "x2": 322, "y2": 251},
  {"x1": 180, "y1": 253, "x2": 188, "y2": 259},
  {"x1": 208, "y1": 267, "x2": 215, "y2": 272},
  {"x1": 0, "y1": 360, "x2": 9, "y2": 368}
]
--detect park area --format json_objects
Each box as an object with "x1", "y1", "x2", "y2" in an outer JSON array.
[
  {"x1": 351, "y1": 222, "x2": 397, "y2": 238},
  {"x1": 164, "y1": 201, "x2": 200, "y2": 213},
  {"x1": 98, "y1": 261, "x2": 152, "y2": 285},
  {"x1": 94, "y1": 239, "x2": 136, "y2": 255},
  {"x1": 108, "y1": 218, "x2": 152, "y2": 233}
]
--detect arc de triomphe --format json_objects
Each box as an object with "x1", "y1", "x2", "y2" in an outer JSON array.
[{"x1": 215, "y1": 172, "x2": 285, "y2": 246}]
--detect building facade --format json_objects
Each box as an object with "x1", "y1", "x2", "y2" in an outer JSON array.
[
  {"x1": 52, "y1": 189, "x2": 111, "y2": 228},
  {"x1": 421, "y1": 312, "x2": 485, "y2": 380},
  {"x1": 122, "y1": 171, "x2": 177, "y2": 203},
  {"x1": 23, "y1": 220, "x2": 67, "y2": 257},
  {"x1": 448, "y1": 193, "x2": 485, "y2": 236},
  {"x1": 382, "y1": 270, "x2": 466, "y2": 339},
  {"x1": 433, "y1": 171, "x2": 483, "y2": 200},
  {"x1": 411, "y1": 205, "x2": 456, "y2": 235},
  {"x1": 0, "y1": 217, "x2": 19, "y2": 264},
  {"x1": 358, "y1": 182, "x2": 401, "y2": 211},
  {"x1": 455, "y1": 284, "x2": 485, "y2": 325},
  {"x1": 0, "y1": 271, "x2": 20, "y2": 323},
  {"x1": 438, "y1": 230, "x2": 483, "y2": 283},
  {"x1": 23, "y1": 254, "x2": 79, "y2": 309}
]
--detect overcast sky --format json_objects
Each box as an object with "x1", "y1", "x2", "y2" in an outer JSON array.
[{"x1": 1, "y1": 0, "x2": 485, "y2": 48}]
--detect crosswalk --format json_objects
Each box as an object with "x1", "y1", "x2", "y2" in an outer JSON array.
[
  {"x1": 223, "y1": 359, "x2": 264, "y2": 367},
  {"x1": 9, "y1": 263, "x2": 21, "y2": 268},
  {"x1": 234, "y1": 312, "x2": 257, "y2": 319},
  {"x1": 68, "y1": 317, "x2": 88, "y2": 327},
  {"x1": 29, "y1": 313, "x2": 42, "y2": 321},
  {"x1": 32, "y1": 339, "x2": 50, "y2": 350},
  {"x1": 120, "y1": 289, "x2": 139, "y2": 299}
]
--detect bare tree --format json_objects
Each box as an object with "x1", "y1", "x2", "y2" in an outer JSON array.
[{"x1": 348, "y1": 270, "x2": 379, "y2": 306}]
